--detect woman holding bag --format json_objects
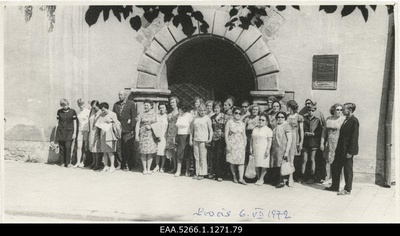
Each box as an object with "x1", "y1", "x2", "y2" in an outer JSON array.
[
  {"x1": 270, "y1": 112, "x2": 293, "y2": 188},
  {"x1": 249, "y1": 113, "x2": 273, "y2": 186}
]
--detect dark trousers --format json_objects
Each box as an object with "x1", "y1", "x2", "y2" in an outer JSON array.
[
  {"x1": 212, "y1": 139, "x2": 226, "y2": 179},
  {"x1": 331, "y1": 156, "x2": 354, "y2": 192},
  {"x1": 59, "y1": 140, "x2": 72, "y2": 167},
  {"x1": 119, "y1": 132, "x2": 135, "y2": 170},
  {"x1": 176, "y1": 134, "x2": 190, "y2": 162}
]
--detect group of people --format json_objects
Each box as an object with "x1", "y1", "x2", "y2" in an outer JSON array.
[{"x1": 54, "y1": 91, "x2": 359, "y2": 196}]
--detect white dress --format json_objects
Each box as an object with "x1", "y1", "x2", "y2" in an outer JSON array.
[
  {"x1": 251, "y1": 126, "x2": 273, "y2": 168},
  {"x1": 156, "y1": 113, "x2": 168, "y2": 156}
]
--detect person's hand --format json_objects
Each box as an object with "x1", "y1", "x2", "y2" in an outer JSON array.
[
  {"x1": 72, "y1": 133, "x2": 77, "y2": 140},
  {"x1": 135, "y1": 136, "x2": 140, "y2": 142},
  {"x1": 297, "y1": 142, "x2": 303, "y2": 152},
  {"x1": 346, "y1": 154, "x2": 353, "y2": 159},
  {"x1": 283, "y1": 155, "x2": 288, "y2": 161},
  {"x1": 189, "y1": 139, "x2": 193, "y2": 146},
  {"x1": 130, "y1": 131, "x2": 135, "y2": 136},
  {"x1": 310, "y1": 132, "x2": 315, "y2": 136},
  {"x1": 265, "y1": 152, "x2": 270, "y2": 159},
  {"x1": 105, "y1": 119, "x2": 112, "y2": 124},
  {"x1": 145, "y1": 125, "x2": 151, "y2": 130},
  {"x1": 320, "y1": 144, "x2": 325, "y2": 151}
]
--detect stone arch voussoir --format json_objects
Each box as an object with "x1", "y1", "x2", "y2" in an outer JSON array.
[{"x1": 136, "y1": 10, "x2": 280, "y2": 91}]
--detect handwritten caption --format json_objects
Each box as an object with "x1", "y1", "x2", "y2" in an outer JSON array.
[{"x1": 193, "y1": 207, "x2": 291, "y2": 220}]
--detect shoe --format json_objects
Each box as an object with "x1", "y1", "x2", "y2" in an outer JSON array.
[
  {"x1": 153, "y1": 166, "x2": 160, "y2": 172},
  {"x1": 101, "y1": 167, "x2": 109, "y2": 172},
  {"x1": 122, "y1": 168, "x2": 129, "y2": 172},
  {"x1": 256, "y1": 181, "x2": 264, "y2": 186},
  {"x1": 78, "y1": 163, "x2": 85, "y2": 168},
  {"x1": 109, "y1": 167, "x2": 116, "y2": 173},
  {"x1": 72, "y1": 164, "x2": 78, "y2": 169},
  {"x1": 193, "y1": 175, "x2": 199, "y2": 179},
  {"x1": 238, "y1": 180, "x2": 247, "y2": 185},
  {"x1": 115, "y1": 165, "x2": 121, "y2": 170},
  {"x1": 324, "y1": 187, "x2": 339, "y2": 192},
  {"x1": 89, "y1": 163, "x2": 95, "y2": 169},
  {"x1": 197, "y1": 176, "x2": 204, "y2": 180},
  {"x1": 147, "y1": 171, "x2": 152, "y2": 175},
  {"x1": 160, "y1": 169, "x2": 165, "y2": 173},
  {"x1": 306, "y1": 179, "x2": 315, "y2": 184},
  {"x1": 233, "y1": 178, "x2": 238, "y2": 183},
  {"x1": 174, "y1": 172, "x2": 180, "y2": 177},
  {"x1": 337, "y1": 190, "x2": 351, "y2": 196},
  {"x1": 185, "y1": 172, "x2": 190, "y2": 177},
  {"x1": 208, "y1": 174, "x2": 214, "y2": 179},
  {"x1": 275, "y1": 183, "x2": 285, "y2": 188},
  {"x1": 143, "y1": 171, "x2": 147, "y2": 175},
  {"x1": 93, "y1": 165, "x2": 102, "y2": 171},
  {"x1": 217, "y1": 178, "x2": 223, "y2": 182},
  {"x1": 67, "y1": 164, "x2": 73, "y2": 168}
]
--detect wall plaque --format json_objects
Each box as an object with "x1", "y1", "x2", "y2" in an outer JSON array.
[{"x1": 312, "y1": 55, "x2": 338, "y2": 90}]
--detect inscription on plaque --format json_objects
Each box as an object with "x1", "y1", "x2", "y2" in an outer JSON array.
[{"x1": 312, "y1": 55, "x2": 338, "y2": 90}]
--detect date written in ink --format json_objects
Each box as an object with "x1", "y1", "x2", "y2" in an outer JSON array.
[{"x1": 193, "y1": 207, "x2": 291, "y2": 220}]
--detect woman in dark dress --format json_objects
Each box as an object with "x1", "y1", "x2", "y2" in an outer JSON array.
[{"x1": 55, "y1": 98, "x2": 77, "y2": 167}]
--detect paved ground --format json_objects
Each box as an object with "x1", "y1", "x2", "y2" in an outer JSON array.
[{"x1": 2, "y1": 160, "x2": 399, "y2": 223}]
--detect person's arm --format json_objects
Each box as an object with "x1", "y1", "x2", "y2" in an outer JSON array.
[
  {"x1": 189, "y1": 118, "x2": 194, "y2": 147},
  {"x1": 130, "y1": 104, "x2": 136, "y2": 135},
  {"x1": 242, "y1": 123, "x2": 247, "y2": 144},
  {"x1": 72, "y1": 110, "x2": 77, "y2": 140},
  {"x1": 135, "y1": 114, "x2": 141, "y2": 142},
  {"x1": 265, "y1": 137, "x2": 272, "y2": 158},
  {"x1": 284, "y1": 128, "x2": 292, "y2": 160},
  {"x1": 55, "y1": 111, "x2": 59, "y2": 144},
  {"x1": 347, "y1": 118, "x2": 359, "y2": 157},
  {"x1": 224, "y1": 121, "x2": 230, "y2": 150},
  {"x1": 249, "y1": 136, "x2": 253, "y2": 156},
  {"x1": 299, "y1": 121, "x2": 304, "y2": 152},
  {"x1": 207, "y1": 117, "x2": 213, "y2": 143}
]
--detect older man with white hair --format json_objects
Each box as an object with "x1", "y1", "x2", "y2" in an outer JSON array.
[{"x1": 113, "y1": 90, "x2": 137, "y2": 171}]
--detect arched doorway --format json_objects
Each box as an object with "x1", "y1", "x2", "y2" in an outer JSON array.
[{"x1": 166, "y1": 36, "x2": 255, "y2": 108}]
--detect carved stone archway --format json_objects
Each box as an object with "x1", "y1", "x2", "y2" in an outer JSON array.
[{"x1": 130, "y1": 10, "x2": 285, "y2": 112}]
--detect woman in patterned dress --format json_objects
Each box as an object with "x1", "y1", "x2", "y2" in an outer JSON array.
[
  {"x1": 166, "y1": 96, "x2": 180, "y2": 174},
  {"x1": 225, "y1": 107, "x2": 247, "y2": 185},
  {"x1": 135, "y1": 99, "x2": 158, "y2": 175},
  {"x1": 320, "y1": 103, "x2": 345, "y2": 184},
  {"x1": 286, "y1": 100, "x2": 304, "y2": 187},
  {"x1": 88, "y1": 100, "x2": 102, "y2": 170},
  {"x1": 153, "y1": 102, "x2": 168, "y2": 173},
  {"x1": 270, "y1": 112, "x2": 293, "y2": 188}
]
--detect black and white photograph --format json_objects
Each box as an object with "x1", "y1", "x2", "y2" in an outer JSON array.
[{"x1": 0, "y1": 1, "x2": 398, "y2": 223}]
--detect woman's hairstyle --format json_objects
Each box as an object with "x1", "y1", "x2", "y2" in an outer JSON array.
[
  {"x1": 60, "y1": 98, "x2": 69, "y2": 106},
  {"x1": 198, "y1": 104, "x2": 206, "y2": 111},
  {"x1": 249, "y1": 104, "x2": 260, "y2": 114},
  {"x1": 275, "y1": 111, "x2": 288, "y2": 120},
  {"x1": 286, "y1": 100, "x2": 299, "y2": 113},
  {"x1": 225, "y1": 96, "x2": 235, "y2": 107},
  {"x1": 169, "y1": 96, "x2": 179, "y2": 105},
  {"x1": 205, "y1": 100, "x2": 214, "y2": 107},
  {"x1": 213, "y1": 101, "x2": 222, "y2": 109},
  {"x1": 90, "y1": 100, "x2": 100, "y2": 107},
  {"x1": 241, "y1": 100, "x2": 250, "y2": 106},
  {"x1": 267, "y1": 96, "x2": 277, "y2": 102},
  {"x1": 272, "y1": 101, "x2": 282, "y2": 110},
  {"x1": 330, "y1": 103, "x2": 343, "y2": 115},
  {"x1": 99, "y1": 102, "x2": 109, "y2": 110},
  {"x1": 232, "y1": 106, "x2": 241, "y2": 115},
  {"x1": 179, "y1": 103, "x2": 191, "y2": 113},
  {"x1": 77, "y1": 98, "x2": 86, "y2": 106},
  {"x1": 193, "y1": 96, "x2": 204, "y2": 104},
  {"x1": 305, "y1": 98, "x2": 313, "y2": 104},
  {"x1": 158, "y1": 102, "x2": 167, "y2": 109},
  {"x1": 143, "y1": 99, "x2": 154, "y2": 107}
]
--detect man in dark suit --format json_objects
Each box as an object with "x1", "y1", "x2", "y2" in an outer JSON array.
[
  {"x1": 113, "y1": 90, "x2": 137, "y2": 171},
  {"x1": 325, "y1": 102, "x2": 359, "y2": 195}
]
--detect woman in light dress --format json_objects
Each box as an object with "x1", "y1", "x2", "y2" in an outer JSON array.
[
  {"x1": 243, "y1": 104, "x2": 260, "y2": 167},
  {"x1": 320, "y1": 103, "x2": 345, "y2": 184},
  {"x1": 135, "y1": 99, "x2": 158, "y2": 175},
  {"x1": 270, "y1": 112, "x2": 293, "y2": 188},
  {"x1": 74, "y1": 98, "x2": 91, "y2": 168},
  {"x1": 153, "y1": 102, "x2": 168, "y2": 173},
  {"x1": 286, "y1": 100, "x2": 304, "y2": 187},
  {"x1": 166, "y1": 97, "x2": 180, "y2": 174},
  {"x1": 225, "y1": 107, "x2": 247, "y2": 185},
  {"x1": 98, "y1": 102, "x2": 120, "y2": 173},
  {"x1": 249, "y1": 113, "x2": 273, "y2": 186},
  {"x1": 88, "y1": 100, "x2": 102, "y2": 170}
]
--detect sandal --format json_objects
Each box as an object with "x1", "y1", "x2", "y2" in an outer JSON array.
[
  {"x1": 238, "y1": 180, "x2": 247, "y2": 185},
  {"x1": 276, "y1": 183, "x2": 285, "y2": 188}
]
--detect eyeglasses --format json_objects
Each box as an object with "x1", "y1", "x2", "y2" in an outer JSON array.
[
  {"x1": 305, "y1": 102, "x2": 311, "y2": 105},
  {"x1": 277, "y1": 116, "x2": 285, "y2": 119},
  {"x1": 234, "y1": 112, "x2": 241, "y2": 115},
  {"x1": 336, "y1": 109, "x2": 343, "y2": 111},
  {"x1": 242, "y1": 105, "x2": 249, "y2": 108}
]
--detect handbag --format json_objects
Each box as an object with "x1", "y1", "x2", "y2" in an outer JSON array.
[
  {"x1": 280, "y1": 160, "x2": 295, "y2": 176},
  {"x1": 245, "y1": 155, "x2": 257, "y2": 179}
]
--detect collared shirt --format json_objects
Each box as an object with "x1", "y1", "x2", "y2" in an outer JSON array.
[{"x1": 304, "y1": 115, "x2": 320, "y2": 133}]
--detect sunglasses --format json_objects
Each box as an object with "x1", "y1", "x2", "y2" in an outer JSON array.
[
  {"x1": 305, "y1": 102, "x2": 312, "y2": 105},
  {"x1": 277, "y1": 116, "x2": 285, "y2": 119},
  {"x1": 336, "y1": 109, "x2": 343, "y2": 111},
  {"x1": 310, "y1": 110, "x2": 316, "y2": 112},
  {"x1": 234, "y1": 112, "x2": 241, "y2": 115}
]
